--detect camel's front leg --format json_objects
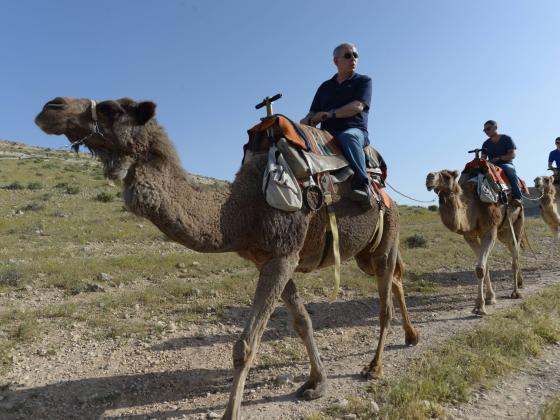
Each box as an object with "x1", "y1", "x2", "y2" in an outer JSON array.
[
  {"x1": 463, "y1": 236, "x2": 496, "y2": 305},
  {"x1": 472, "y1": 229, "x2": 496, "y2": 315},
  {"x1": 223, "y1": 255, "x2": 297, "y2": 420},
  {"x1": 281, "y1": 279, "x2": 327, "y2": 400}
]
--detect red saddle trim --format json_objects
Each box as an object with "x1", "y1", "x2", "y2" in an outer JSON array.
[{"x1": 462, "y1": 159, "x2": 528, "y2": 193}]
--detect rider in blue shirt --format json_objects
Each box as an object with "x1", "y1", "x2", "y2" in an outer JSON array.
[
  {"x1": 301, "y1": 43, "x2": 373, "y2": 203},
  {"x1": 548, "y1": 137, "x2": 560, "y2": 180},
  {"x1": 481, "y1": 120, "x2": 522, "y2": 206}
]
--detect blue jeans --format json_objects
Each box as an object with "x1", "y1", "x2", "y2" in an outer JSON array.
[
  {"x1": 497, "y1": 163, "x2": 521, "y2": 199},
  {"x1": 334, "y1": 128, "x2": 369, "y2": 189}
]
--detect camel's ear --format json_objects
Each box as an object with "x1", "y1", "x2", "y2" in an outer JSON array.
[
  {"x1": 451, "y1": 170, "x2": 460, "y2": 179},
  {"x1": 134, "y1": 101, "x2": 156, "y2": 125},
  {"x1": 96, "y1": 101, "x2": 124, "y2": 120}
]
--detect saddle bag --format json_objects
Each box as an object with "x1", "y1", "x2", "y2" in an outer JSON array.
[{"x1": 262, "y1": 145, "x2": 303, "y2": 212}]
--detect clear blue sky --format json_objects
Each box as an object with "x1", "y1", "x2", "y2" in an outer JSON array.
[{"x1": 2, "y1": 0, "x2": 559, "y2": 205}]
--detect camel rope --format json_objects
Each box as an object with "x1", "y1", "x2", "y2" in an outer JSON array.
[
  {"x1": 520, "y1": 191, "x2": 544, "y2": 201},
  {"x1": 385, "y1": 181, "x2": 436, "y2": 204}
]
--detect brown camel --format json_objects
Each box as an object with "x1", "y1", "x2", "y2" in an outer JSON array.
[
  {"x1": 426, "y1": 169, "x2": 524, "y2": 315},
  {"x1": 534, "y1": 175, "x2": 560, "y2": 242},
  {"x1": 35, "y1": 97, "x2": 418, "y2": 419}
]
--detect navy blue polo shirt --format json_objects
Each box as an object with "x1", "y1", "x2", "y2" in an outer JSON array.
[
  {"x1": 309, "y1": 72, "x2": 372, "y2": 142},
  {"x1": 482, "y1": 135, "x2": 516, "y2": 164},
  {"x1": 549, "y1": 149, "x2": 560, "y2": 167}
]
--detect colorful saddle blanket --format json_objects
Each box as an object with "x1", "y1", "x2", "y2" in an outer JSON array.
[
  {"x1": 246, "y1": 115, "x2": 387, "y2": 180},
  {"x1": 462, "y1": 159, "x2": 528, "y2": 193}
]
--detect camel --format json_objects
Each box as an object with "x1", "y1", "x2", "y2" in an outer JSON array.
[
  {"x1": 426, "y1": 169, "x2": 524, "y2": 315},
  {"x1": 35, "y1": 96, "x2": 418, "y2": 419},
  {"x1": 534, "y1": 175, "x2": 560, "y2": 242}
]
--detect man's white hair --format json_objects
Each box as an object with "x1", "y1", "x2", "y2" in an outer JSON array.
[{"x1": 333, "y1": 42, "x2": 356, "y2": 57}]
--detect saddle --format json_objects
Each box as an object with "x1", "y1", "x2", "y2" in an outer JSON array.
[
  {"x1": 245, "y1": 115, "x2": 390, "y2": 208},
  {"x1": 461, "y1": 158, "x2": 528, "y2": 202}
]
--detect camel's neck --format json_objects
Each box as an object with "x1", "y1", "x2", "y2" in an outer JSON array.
[
  {"x1": 540, "y1": 186, "x2": 558, "y2": 208},
  {"x1": 437, "y1": 186, "x2": 472, "y2": 233},
  {"x1": 121, "y1": 155, "x2": 239, "y2": 253}
]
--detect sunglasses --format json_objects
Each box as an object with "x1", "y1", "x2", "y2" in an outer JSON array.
[
  {"x1": 556, "y1": 142, "x2": 560, "y2": 145},
  {"x1": 342, "y1": 51, "x2": 359, "y2": 59},
  {"x1": 483, "y1": 127, "x2": 493, "y2": 133}
]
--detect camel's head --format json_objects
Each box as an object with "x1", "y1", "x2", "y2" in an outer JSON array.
[
  {"x1": 35, "y1": 97, "x2": 158, "y2": 179},
  {"x1": 426, "y1": 170, "x2": 460, "y2": 194},
  {"x1": 534, "y1": 175, "x2": 555, "y2": 193}
]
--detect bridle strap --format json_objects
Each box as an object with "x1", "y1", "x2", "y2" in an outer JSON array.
[{"x1": 70, "y1": 99, "x2": 104, "y2": 149}]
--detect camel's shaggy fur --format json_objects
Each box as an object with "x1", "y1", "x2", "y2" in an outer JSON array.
[
  {"x1": 35, "y1": 97, "x2": 418, "y2": 420},
  {"x1": 426, "y1": 169, "x2": 524, "y2": 315},
  {"x1": 534, "y1": 175, "x2": 560, "y2": 242}
]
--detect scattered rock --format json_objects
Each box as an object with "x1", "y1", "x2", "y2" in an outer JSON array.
[
  {"x1": 370, "y1": 400, "x2": 379, "y2": 412},
  {"x1": 343, "y1": 414, "x2": 357, "y2": 420},
  {"x1": 274, "y1": 374, "x2": 291, "y2": 385},
  {"x1": 97, "y1": 272, "x2": 113, "y2": 282},
  {"x1": 206, "y1": 411, "x2": 220, "y2": 419},
  {"x1": 176, "y1": 262, "x2": 186, "y2": 269},
  {"x1": 192, "y1": 261, "x2": 200, "y2": 267},
  {"x1": 335, "y1": 398, "x2": 349, "y2": 408}
]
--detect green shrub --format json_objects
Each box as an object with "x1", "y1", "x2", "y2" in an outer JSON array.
[
  {"x1": 27, "y1": 182, "x2": 43, "y2": 190},
  {"x1": 428, "y1": 205, "x2": 438, "y2": 212},
  {"x1": 21, "y1": 202, "x2": 45, "y2": 212},
  {"x1": 66, "y1": 185, "x2": 80, "y2": 195},
  {"x1": 5, "y1": 181, "x2": 25, "y2": 190},
  {"x1": 405, "y1": 234, "x2": 428, "y2": 248},
  {"x1": 95, "y1": 192, "x2": 114, "y2": 202}
]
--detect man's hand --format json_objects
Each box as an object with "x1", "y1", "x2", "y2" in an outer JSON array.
[{"x1": 310, "y1": 111, "x2": 332, "y2": 125}]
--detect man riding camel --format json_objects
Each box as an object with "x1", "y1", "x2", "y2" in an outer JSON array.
[
  {"x1": 481, "y1": 119, "x2": 522, "y2": 206},
  {"x1": 301, "y1": 42, "x2": 372, "y2": 203},
  {"x1": 547, "y1": 136, "x2": 560, "y2": 182}
]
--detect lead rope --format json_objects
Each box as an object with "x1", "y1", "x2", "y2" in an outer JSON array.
[{"x1": 385, "y1": 181, "x2": 437, "y2": 203}]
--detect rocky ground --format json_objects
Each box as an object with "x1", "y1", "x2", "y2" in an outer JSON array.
[{"x1": 1, "y1": 264, "x2": 559, "y2": 419}]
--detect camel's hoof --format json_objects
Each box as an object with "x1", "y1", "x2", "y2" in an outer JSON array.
[
  {"x1": 518, "y1": 282, "x2": 524, "y2": 289},
  {"x1": 511, "y1": 291, "x2": 522, "y2": 299},
  {"x1": 475, "y1": 266, "x2": 485, "y2": 279},
  {"x1": 296, "y1": 378, "x2": 327, "y2": 401},
  {"x1": 405, "y1": 330, "x2": 419, "y2": 346},
  {"x1": 485, "y1": 297, "x2": 497, "y2": 305},
  {"x1": 361, "y1": 365, "x2": 383, "y2": 380},
  {"x1": 472, "y1": 307, "x2": 487, "y2": 316}
]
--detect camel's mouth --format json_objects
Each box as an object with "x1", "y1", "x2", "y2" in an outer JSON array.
[{"x1": 426, "y1": 173, "x2": 436, "y2": 191}]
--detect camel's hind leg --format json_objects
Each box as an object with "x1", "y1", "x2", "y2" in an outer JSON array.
[
  {"x1": 391, "y1": 250, "x2": 419, "y2": 346},
  {"x1": 281, "y1": 279, "x2": 327, "y2": 400},
  {"x1": 223, "y1": 255, "x2": 297, "y2": 420},
  {"x1": 355, "y1": 241, "x2": 398, "y2": 379}
]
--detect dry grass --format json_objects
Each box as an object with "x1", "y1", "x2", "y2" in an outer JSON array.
[
  {"x1": 320, "y1": 282, "x2": 560, "y2": 419},
  {"x1": 0, "y1": 139, "x2": 554, "y2": 383}
]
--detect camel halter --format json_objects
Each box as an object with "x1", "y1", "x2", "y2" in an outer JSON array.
[{"x1": 70, "y1": 99, "x2": 104, "y2": 149}]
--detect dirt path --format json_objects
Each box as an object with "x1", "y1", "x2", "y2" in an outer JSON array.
[
  {"x1": 2, "y1": 263, "x2": 560, "y2": 420},
  {"x1": 448, "y1": 343, "x2": 560, "y2": 419}
]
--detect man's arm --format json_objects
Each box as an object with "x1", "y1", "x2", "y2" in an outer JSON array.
[
  {"x1": 307, "y1": 100, "x2": 366, "y2": 125},
  {"x1": 300, "y1": 112, "x2": 314, "y2": 125},
  {"x1": 501, "y1": 148, "x2": 516, "y2": 162}
]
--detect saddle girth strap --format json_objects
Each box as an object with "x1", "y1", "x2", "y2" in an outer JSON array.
[
  {"x1": 324, "y1": 192, "x2": 341, "y2": 303},
  {"x1": 369, "y1": 207, "x2": 385, "y2": 253}
]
